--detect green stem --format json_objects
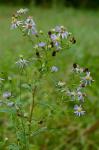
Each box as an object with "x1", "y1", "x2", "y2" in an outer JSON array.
[
  {"x1": 28, "y1": 85, "x2": 37, "y2": 142},
  {"x1": 28, "y1": 69, "x2": 43, "y2": 143},
  {"x1": 19, "y1": 70, "x2": 28, "y2": 150},
  {"x1": 18, "y1": 27, "x2": 34, "y2": 45}
]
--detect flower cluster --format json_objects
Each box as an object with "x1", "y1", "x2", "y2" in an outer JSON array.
[
  {"x1": 48, "y1": 26, "x2": 71, "y2": 51},
  {"x1": 11, "y1": 9, "x2": 74, "y2": 73},
  {"x1": 71, "y1": 64, "x2": 94, "y2": 116},
  {"x1": 56, "y1": 63, "x2": 94, "y2": 116},
  {"x1": 73, "y1": 63, "x2": 94, "y2": 86},
  {"x1": 0, "y1": 91, "x2": 15, "y2": 108},
  {"x1": 11, "y1": 16, "x2": 23, "y2": 29},
  {"x1": 11, "y1": 8, "x2": 37, "y2": 36}
]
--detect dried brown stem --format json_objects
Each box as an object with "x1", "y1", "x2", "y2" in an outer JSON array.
[{"x1": 83, "y1": 120, "x2": 99, "y2": 136}]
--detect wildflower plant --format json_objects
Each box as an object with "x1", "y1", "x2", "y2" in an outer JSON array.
[
  {"x1": 0, "y1": 8, "x2": 94, "y2": 149},
  {"x1": 56, "y1": 63, "x2": 94, "y2": 116}
]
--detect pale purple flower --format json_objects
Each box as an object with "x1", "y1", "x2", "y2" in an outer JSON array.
[
  {"x1": 58, "y1": 31, "x2": 69, "y2": 39},
  {"x1": 38, "y1": 42, "x2": 46, "y2": 48},
  {"x1": 3, "y1": 92, "x2": 11, "y2": 99},
  {"x1": 7, "y1": 102, "x2": 14, "y2": 107},
  {"x1": 50, "y1": 34, "x2": 58, "y2": 41},
  {"x1": 55, "y1": 41, "x2": 60, "y2": 47},
  {"x1": 23, "y1": 16, "x2": 37, "y2": 35},
  {"x1": 81, "y1": 72, "x2": 94, "y2": 86},
  {"x1": 77, "y1": 91, "x2": 85, "y2": 102},
  {"x1": 25, "y1": 16, "x2": 35, "y2": 26},
  {"x1": 74, "y1": 105, "x2": 85, "y2": 116},
  {"x1": 55, "y1": 26, "x2": 70, "y2": 39},
  {"x1": 54, "y1": 41, "x2": 62, "y2": 50},
  {"x1": 50, "y1": 33, "x2": 61, "y2": 50},
  {"x1": 11, "y1": 20, "x2": 23, "y2": 29},
  {"x1": 55, "y1": 26, "x2": 61, "y2": 33},
  {"x1": 51, "y1": 66, "x2": 58, "y2": 72},
  {"x1": 11, "y1": 23, "x2": 17, "y2": 29}
]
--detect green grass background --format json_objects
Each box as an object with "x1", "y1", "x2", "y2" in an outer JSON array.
[{"x1": 0, "y1": 5, "x2": 99, "y2": 150}]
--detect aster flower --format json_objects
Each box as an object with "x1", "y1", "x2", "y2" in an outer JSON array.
[
  {"x1": 25, "y1": 16, "x2": 35, "y2": 26},
  {"x1": 55, "y1": 26, "x2": 70, "y2": 39},
  {"x1": 50, "y1": 34, "x2": 61, "y2": 50},
  {"x1": 55, "y1": 41, "x2": 61, "y2": 48},
  {"x1": 23, "y1": 16, "x2": 37, "y2": 35},
  {"x1": 72, "y1": 63, "x2": 83, "y2": 73},
  {"x1": 11, "y1": 17, "x2": 23, "y2": 29},
  {"x1": 81, "y1": 72, "x2": 94, "y2": 86},
  {"x1": 57, "y1": 81, "x2": 66, "y2": 87},
  {"x1": 57, "y1": 81, "x2": 66, "y2": 93},
  {"x1": 54, "y1": 41, "x2": 59, "y2": 47},
  {"x1": 67, "y1": 90, "x2": 76, "y2": 100},
  {"x1": 58, "y1": 30, "x2": 69, "y2": 39},
  {"x1": 7, "y1": 102, "x2": 14, "y2": 107},
  {"x1": 55, "y1": 26, "x2": 61, "y2": 32},
  {"x1": 38, "y1": 42, "x2": 46, "y2": 48},
  {"x1": 16, "y1": 57, "x2": 29, "y2": 69},
  {"x1": 50, "y1": 34, "x2": 59, "y2": 41},
  {"x1": 17, "y1": 8, "x2": 28, "y2": 15},
  {"x1": 77, "y1": 91, "x2": 85, "y2": 102},
  {"x1": 61, "y1": 31, "x2": 69, "y2": 39},
  {"x1": 74, "y1": 105, "x2": 85, "y2": 116},
  {"x1": 3, "y1": 92, "x2": 11, "y2": 99},
  {"x1": 54, "y1": 41, "x2": 62, "y2": 51},
  {"x1": 51, "y1": 66, "x2": 58, "y2": 72}
]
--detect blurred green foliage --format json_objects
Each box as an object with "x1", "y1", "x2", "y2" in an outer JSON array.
[{"x1": 0, "y1": 0, "x2": 99, "y2": 8}]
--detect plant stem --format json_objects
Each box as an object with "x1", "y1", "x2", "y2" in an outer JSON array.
[
  {"x1": 28, "y1": 85, "x2": 37, "y2": 141},
  {"x1": 19, "y1": 70, "x2": 28, "y2": 150},
  {"x1": 18, "y1": 27, "x2": 34, "y2": 45}
]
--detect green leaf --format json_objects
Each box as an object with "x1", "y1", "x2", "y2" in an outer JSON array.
[
  {"x1": 0, "y1": 108, "x2": 16, "y2": 114},
  {"x1": 32, "y1": 127, "x2": 47, "y2": 137},
  {"x1": 8, "y1": 144, "x2": 20, "y2": 150}
]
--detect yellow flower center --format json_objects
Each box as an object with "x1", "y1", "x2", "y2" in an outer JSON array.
[
  {"x1": 85, "y1": 75, "x2": 91, "y2": 80},
  {"x1": 12, "y1": 17, "x2": 17, "y2": 23},
  {"x1": 56, "y1": 37, "x2": 60, "y2": 41},
  {"x1": 77, "y1": 107, "x2": 82, "y2": 112}
]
